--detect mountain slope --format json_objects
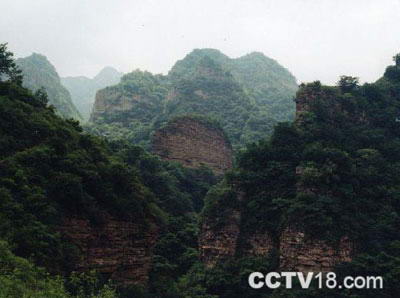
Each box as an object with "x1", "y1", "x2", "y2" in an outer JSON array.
[
  {"x1": 0, "y1": 44, "x2": 218, "y2": 294},
  {"x1": 195, "y1": 54, "x2": 400, "y2": 297},
  {"x1": 16, "y1": 53, "x2": 82, "y2": 120},
  {"x1": 89, "y1": 49, "x2": 297, "y2": 149},
  {"x1": 169, "y1": 48, "x2": 298, "y2": 121}
]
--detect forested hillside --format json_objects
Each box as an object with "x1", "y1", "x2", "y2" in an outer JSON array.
[
  {"x1": 88, "y1": 49, "x2": 298, "y2": 150},
  {"x1": 0, "y1": 44, "x2": 216, "y2": 297},
  {"x1": 2, "y1": 40, "x2": 400, "y2": 298},
  {"x1": 193, "y1": 54, "x2": 400, "y2": 297},
  {"x1": 169, "y1": 49, "x2": 298, "y2": 121},
  {"x1": 16, "y1": 53, "x2": 82, "y2": 120},
  {"x1": 62, "y1": 67, "x2": 123, "y2": 120}
]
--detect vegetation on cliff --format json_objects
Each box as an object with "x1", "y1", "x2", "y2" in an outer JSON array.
[
  {"x1": 16, "y1": 53, "x2": 82, "y2": 120},
  {"x1": 169, "y1": 49, "x2": 298, "y2": 121},
  {"x1": 0, "y1": 44, "x2": 216, "y2": 297},
  {"x1": 3, "y1": 40, "x2": 400, "y2": 298},
  {"x1": 86, "y1": 70, "x2": 169, "y2": 147},
  {"x1": 195, "y1": 54, "x2": 400, "y2": 297},
  {"x1": 88, "y1": 49, "x2": 297, "y2": 150},
  {"x1": 62, "y1": 67, "x2": 123, "y2": 120}
]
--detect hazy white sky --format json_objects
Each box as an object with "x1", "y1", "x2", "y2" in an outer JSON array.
[{"x1": 1, "y1": 0, "x2": 400, "y2": 85}]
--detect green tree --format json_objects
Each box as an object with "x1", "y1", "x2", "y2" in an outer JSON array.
[
  {"x1": 0, "y1": 43, "x2": 22, "y2": 84},
  {"x1": 394, "y1": 53, "x2": 400, "y2": 66},
  {"x1": 338, "y1": 75, "x2": 359, "y2": 93}
]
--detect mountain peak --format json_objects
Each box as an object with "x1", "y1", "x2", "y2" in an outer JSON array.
[
  {"x1": 15, "y1": 53, "x2": 82, "y2": 120},
  {"x1": 94, "y1": 66, "x2": 122, "y2": 81}
]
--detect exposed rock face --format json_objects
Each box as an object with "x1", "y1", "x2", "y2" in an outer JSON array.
[
  {"x1": 199, "y1": 180, "x2": 353, "y2": 272},
  {"x1": 199, "y1": 219, "x2": 353, "y2": 272},
  {"x1": 199, "y1": 191, "x2": 276, "y2": 267},
  {"x1": 294, "y1": 82, "x2": 342, "y2": 123},
  {"x1": 60, "y1": 215, "x2": 158, "y2": 285},
  {"x1": 199, "y1": 209, "x2": 241, "y2": 267},
  {"x1": 62, "y1": 66, "x2": 123, "y2": 120},
  {"x1": 152, "y1": 117, "x2": 233, "y2": 175},
  {"x1": 242, "y1": 232, "x2": 276, "y2": 257},
  {"x1": 90, "y1": 88, "x2": 137, "y2": 121},
  {"x1": 199, "y1": 88, "x2": 355, "y2": 272},
  {"x1": 279, "y1": 228, "x2": 353, "y2": 272}
]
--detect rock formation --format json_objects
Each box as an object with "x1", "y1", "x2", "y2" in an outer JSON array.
[
  {"x1": 90, "y1": 87, "x2": 138, "y2": 120},
  {"x1": 60, "y1": 215, "x2": 158, "y2": 285},
  {"x1": 199, "y1": 209, "x2": 241, "y2": 268},
  {"x1": 62, "y1": 67, "x2": 123, "y2": 120},
  {"x1": 198, "y1": 88, "x2": 355, "y2": 272},
  {"x1": 152, "y1": 116, "x2": 233, "y2": 175},
  {"x1": 279, "y1": 228, "x2": 353, "y2": 272},
  {"x1": 89, "y1": 49, "x2": 297, "y2": 148},
  {"x1": 199, "y1": 213, "x2": 353, "y2": 272}
]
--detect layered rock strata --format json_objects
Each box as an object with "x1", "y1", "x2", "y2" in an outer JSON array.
[
  {"x1": 60, "y1": 215, "x2": 158, "y2": 285},
  {"x1": 152, "y1": 117, "x2": 233, "y2": 175}
]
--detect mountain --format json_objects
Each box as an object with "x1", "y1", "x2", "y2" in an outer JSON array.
[
  {"x1": 3, "y1": 42, "x2": 400, "y2": 297},
  {"x1": 88, "y1": 70, "x2": 169, "y2": 146},
  {"x1": 61, "y1": 66, "x2": 122, "y2": 120},
  {"x1": 15, "y1": 53, "x2": 82, "y2": 120},
  {"x1": 0, "y1": 44, "x2": 217, "y2": 296},
  {"x1": 89, "y1": 49, "x2": 298, "y2": 149},
  {"x1": 196, "y1": 55, "x2": 400, "y2": 297},
  {"x1": 169, "y1": 48, "x2": 298, "y2": 121}
]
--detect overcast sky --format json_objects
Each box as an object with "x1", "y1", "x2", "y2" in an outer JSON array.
[{"x1": 1, "y1": 0, "x2": 400, "y2": 85}]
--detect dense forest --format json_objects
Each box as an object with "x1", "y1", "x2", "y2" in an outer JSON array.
[
  {"x1": 1, "y1": 41, "x2": 400, "y2": 298},
  {"x1": 0, "y1": 43, "x2": 216, "y2": 297}
]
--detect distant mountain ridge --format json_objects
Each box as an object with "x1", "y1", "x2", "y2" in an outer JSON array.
[
  {"x1": 88, "y1": 48, "x2": 298, "y2": 149},
  {"x1": 169, "y1": 49, "x2": 298, "y2": 121},
  {"x1": 62, "y1": 66, "x2": 123, "y2": 120},
  {"x1": 16, "y1": 53, "x2": 82, "y2": 120}
]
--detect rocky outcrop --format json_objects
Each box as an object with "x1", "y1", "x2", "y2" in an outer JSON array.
[
  {"x1": 242, "y1": 231, "x2": 276, "y2": 257},
  {"x1": 62, "y1": 67, "x2": 123, "y2": 120},
  {"x1": 199, "y1": 218, "x2": 353, "y2": 272},
  {"x1": 279, "y1": 228, "x2": 353, "y2": 272},
  {"x1": 199, "y1": 209, "x2": 241, "y2": 268},
  {"x1": 152, "y1": 116, "x2": 233, "y2": 175},
  {"x1": 60, "y1": 215, "x2": 158, "y2": 285},
  {"x1": 199, "y1": 181, "x2": 353, "y2": 271},
  {"x1": 198, "y1": 86, "x2": 355, "y2": 271},
  {"x1": 90, "y1": 88, "x2": 138, "y2": 121}
]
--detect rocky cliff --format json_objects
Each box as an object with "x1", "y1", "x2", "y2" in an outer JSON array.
[
  {"x1": 198, "y1": 84, "x2": 358, "y2": 272},
  {"x1": 62, "y1": 67, "x2": 123, "y2": 120},
  {"x1": 152, "y1": 116, "x2": 233, "y2": 175},
  {"x1": 199, "y1": 209, "x2": 241, "y2": 268},
  {"x1": 199, "y1": 211, "x2": 352, "y2": 272},
  {"x1": 91, "y1": 87, "x2": 138, "y2": 120},
  {"x1": 60, "y1": 215, "x2": 158, "y2": 285},
  {"x1": 279, "y1": 228, "x2": 352, "y2": 272}
]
